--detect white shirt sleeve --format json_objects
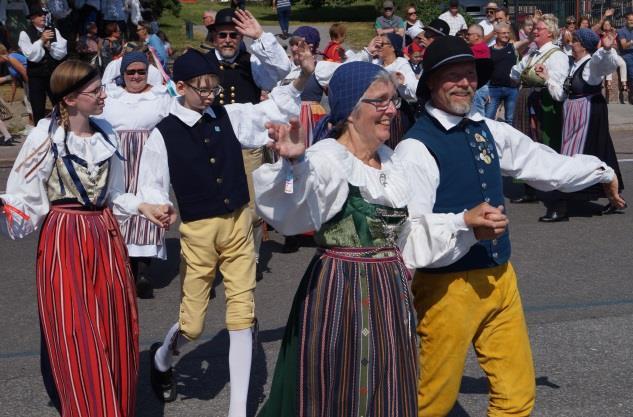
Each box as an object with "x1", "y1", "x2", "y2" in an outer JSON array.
[
  {"x1": 225, "y1": 83, "x2": 301, "y2": 148},
  {"x1": 582, "y1": 48, "x2": 619, "y2": 86},
  {"x1": 49, "y1": 29, "x2": 67, "y2": 60},
  {"x1": 249, "y1": 32, "x2": 293, "y2": 91},
  {"x1": 488, "y1": 119, "x2": 615, "y2": 191},
  {"x1": 18, "y1": 30, "x2": 45, "y2": 62},
  {"x1": 394, "y1": 139, "x2": 478, "y2": 268},
  {"x1": 135, "y1": 128, "x2": 173, "y2": 206},
  {"x1": 388, "y1": 58, "x2": 418, "y2": 102},
  {"x1": 544, "y1": 50, "x2": 569, "y2": 101},
  {"x1": 254, "y1": 152, "x2": 349, "y2": 236},
  {"x1": 0, "y1": 123, "x2": 55, "y2": 238}
]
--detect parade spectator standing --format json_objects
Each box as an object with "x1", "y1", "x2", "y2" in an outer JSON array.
[
  {"x1": 375, "y1": 1, "x2": 405, "y2": 36},
  {"x1": 510, "y1": 14, "x2": 569, "y2": 207},
  {"x1": 272, "y1": 0, "x2": 292, "y2": 40},
  {"x1": 100, "y1": 22, "x2": 123, "y2": 71},
  {"x1": 98, "y1": 51, "x2": 172, "y2": 298},
  {"x1": 396, "y1": 35, "x2": 625, "y2": 417},
  {"x1": 18, "y1": 4, "x2": 67, "y2": 124},
  {"x1": 203, "y1": 9, "x2": 216, "y2": 43},
  {"x1": 617, "y1": 11, "x2": 633, "y2": 104},
  {"x1": 102, "y1": 44, "x2": 163, "y2": 86},
  {"x1": 145, "y1": 48, "x2": 312, "y2": 414},
  {"x1": 479, "y1": 2, "x2": 498, "y2": 46},
  {"x1": 102, "y1": 0, "x2": 128, "y2": 39},
  {"x1": 423, "y1": 18, "x2": 450, "y2": 47},
  {"x1": 76, "y1": 21, "x2": 100, "y2": 63},
  {"x1": 439, "y1": 0, "x2": 466, "y2": 36},
  {"x1": 466, "y1": 24, "x2": 490, "y2": 115},
  {"x1": 323, "y1": 23, "x2": 347, "y2": 62},
  {"x1": 486, "y1": 22, "x2": 521, "y2": 124},
  {"x1": 538, "y1": 29, "x2": 625, "y2": 219},
  {"x1": 403, "y1": 4, "x2": 422, "y2": 44},
  {"x1": 205, "y1": 8, "x2": 292, "y2": 279},
  {"x1": 600, "y1": 19, "x2": 628, "y2": 103},
  {"x1": 518, "y1": 16, "x2": 536, "y2": 54},
  {"x1": 136, "y1": 21, "x2": 167, "y2": 70}
]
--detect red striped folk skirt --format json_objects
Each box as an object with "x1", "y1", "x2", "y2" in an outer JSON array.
[
  {"x1": 36, "y1": 204, "x2": 139, "y2": 417},
  {"x1": 259, "y1": 247, "x2": 417, "y2": 417}
]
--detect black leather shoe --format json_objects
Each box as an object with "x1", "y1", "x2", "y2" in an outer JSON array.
[
  {"x1": 510, "y1": 195, "x2": 538, "y2": 204},
  {"x1": 136, "y1": 275, "x2": 154, "y2": 299},
  {"x1": 602, "y1": 202, "x2": 628, "y2": 215},
  {"x1": 538, "y1": 210, "x2": 569, "y2": 222},
  {"x1": 150, "y1": 343, "x2": 176, "y2": 403}
]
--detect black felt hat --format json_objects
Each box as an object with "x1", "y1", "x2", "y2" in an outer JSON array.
[
  {"x1": 172, "y1": 48, "x2": 221, "y2": 82},
  {"x1": 209, "y1": 8, "x2": 236, "y2": 30},
  {"x1": 27, "y1": 5, "x2": 46, "y2": 18},
  {"x1": 423, "y1": 19, "x2": 450, "y2": 37},
  {"x1": 416, "y1": 36, "x2": 493, "y2": 99}
]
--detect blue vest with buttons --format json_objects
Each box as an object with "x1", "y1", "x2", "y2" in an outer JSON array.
[
  {"x1": 156, "y1": 105, "x2": 249, "y2": 223},
  {"x1": 407, "y1": 109, "x2": 511, "y2": 273}
]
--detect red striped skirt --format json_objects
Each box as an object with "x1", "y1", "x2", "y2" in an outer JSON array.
[{"x1": 37, "y1": 204, "x2": 139, "y2": 417}]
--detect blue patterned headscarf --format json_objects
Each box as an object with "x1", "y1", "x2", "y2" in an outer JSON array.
[
  {"x1": 574, "y1": 28, "x2": 600, "y2": 54},
  {"x1": 313, "y1": 62, "x2": 388, "y2": 141}
]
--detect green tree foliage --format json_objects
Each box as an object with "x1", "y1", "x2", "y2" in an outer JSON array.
[
  {"x1": 373, "y1": 0, "x2": 442, "y2": 24},
  {"x1": 143, "y1": 0, "x2": 181, "y2": 18}
]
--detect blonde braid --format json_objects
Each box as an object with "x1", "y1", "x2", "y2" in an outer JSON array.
[{"x1": 58, "y1": 104, "x2": 71, "y2": 132}]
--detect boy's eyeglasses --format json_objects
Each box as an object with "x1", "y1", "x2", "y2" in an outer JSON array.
[
  {"x1": 185, "y1": 83, "x2": 224, "y2": 97},
  {"x1": 217, "y1": 31, "x2": 240, "y2": 39}
]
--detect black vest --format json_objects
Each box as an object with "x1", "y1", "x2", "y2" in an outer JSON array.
[
  {"x1": 206, "y1": 50, "x2": 261, "y2": 105},
  {"x1": 565, "y1": 59, "x2": 602, "y2": 99},
  {"x1": 156, "y1": 106, "x2": 250, "y2": 222},
  {"x1": 24, "y1": 25, "x2": 62, "y2": 78}
]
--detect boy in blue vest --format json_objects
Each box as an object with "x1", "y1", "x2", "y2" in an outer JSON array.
[
  {"x1": 395, "y1": 36, "x2": 626, "y2": 417},
  {"x1": 139, "y1": 48, "x2": 314, "y2": 416}
]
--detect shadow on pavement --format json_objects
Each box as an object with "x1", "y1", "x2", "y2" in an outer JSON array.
[
  {"x1": 136, "y1": 349, "x2": 166, "y2": 417},
  {"x1": 150, "y1": 238, "x2": 181, "y2": 290}
]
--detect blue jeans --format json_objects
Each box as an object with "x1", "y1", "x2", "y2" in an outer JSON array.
[
  {"x1": 277, "y1": 6, "x2": 291, "y2": 34},
  {"x1": 472, "y1": 83, "x2": 489, "y2": 115},
  {"x1": 622, "y1": 53, "x2": 633, "y2": 90},
  {"x1": 485, "y1": 85, "x2": 519, "y2": 125}
]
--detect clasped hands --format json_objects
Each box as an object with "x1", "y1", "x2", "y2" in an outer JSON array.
[
  {"x1": 464, "y1": 203, "x2": 509, "y2": 240},
  {"x1": 138, "y1": 203, "x2": 177, "y2": 229}
]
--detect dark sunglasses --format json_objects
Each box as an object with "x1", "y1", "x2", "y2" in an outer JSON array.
[
  {"x1": 384, "y1": 7, "x2": 393, "y2": 10},
  {"x1": 125, "y1": 69, "x2": 147, "y2": 76},
  {"x1": 217, "y1": 31, "x2": 240, "y2": 39}
]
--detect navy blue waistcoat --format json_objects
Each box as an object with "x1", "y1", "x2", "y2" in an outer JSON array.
[
  {"x1": 407, "y1": 110, "x2": 511, "y2": 273},
  {"x1": 156, "y1": 106, "x2": 249, "y2": 222}
]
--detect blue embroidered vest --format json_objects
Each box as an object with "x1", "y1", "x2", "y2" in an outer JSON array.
[
  {"x1": 156, "y1": 105, "x2": 249, "y2": 222},
  {"x1": 406, "y1": 110, "x2": 511, "y2": 273}
]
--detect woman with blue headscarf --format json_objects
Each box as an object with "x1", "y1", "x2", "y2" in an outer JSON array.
[
  {"x1": 254, "y1": 61, "x2": 499, "y2": 416},
  {"x1": 98, "y1": 51, "x2": 172, "y2": 297},
  {"x1": 536, "y1": 28, "x2": 625, "y2": 219}
]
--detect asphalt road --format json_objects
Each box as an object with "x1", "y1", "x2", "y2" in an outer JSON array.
[{"x1": 0, "y1": 131, "x2": 632, "y2": 417}]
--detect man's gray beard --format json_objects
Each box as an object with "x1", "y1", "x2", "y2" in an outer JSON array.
[
  {"x1": 447, "y1": 100, "x2": 472, "y2": 116},
  {"x1": 219, "y1": 48, "x2": 238, "y2": 59}
]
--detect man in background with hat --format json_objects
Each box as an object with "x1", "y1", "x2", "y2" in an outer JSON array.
[
  {"x1": 206, "y1": 7, "x2": 291, "y2": 280},
  {"x1": 479, "y1": 2, "x2": 499, "y2": 46},
  {"x1": 438, "y1": 0, "x2": 466, "y2": 36},
  {"x1": 18, "y1": 4, "x2": 67, "y2": 124},
  {"x1": 395, "y1": 35, "x2": 625, "y2": 417},
  {"x1": 375, "y1": 1, "x2": 405, "y2": 36}
]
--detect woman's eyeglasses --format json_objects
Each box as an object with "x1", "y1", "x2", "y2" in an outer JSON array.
[
  {"x1": 79, "y1": 84, "x2": 106, "y2": 97},
  {"x1": 408, "y1": 11, "x2": 417, "y2": 15},
  {"x1": 361, "y1": 95, "x2": 401, "y2": 111},
  {"x1": 185, "y1": 83, "x2": 224, "y2": 97},
  {"x1": 217, "y1": 31, "x2": 240, "y2": 39},
  {"x1": 125, "y1": 69, "x2": 147, "y2": 76}
]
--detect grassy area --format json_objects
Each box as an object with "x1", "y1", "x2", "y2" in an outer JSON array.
[{"x1": 159, "y1": 1, "x2": 377, "y2": 51}]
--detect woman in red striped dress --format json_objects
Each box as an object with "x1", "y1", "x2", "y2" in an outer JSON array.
[{"x1": 0, "y1": 60, "x2": 175, "y2": 417}]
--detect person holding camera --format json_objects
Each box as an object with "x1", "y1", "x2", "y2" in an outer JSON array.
[{"x1": 18, "y1": 5, "x2": 67, "y2": 124}]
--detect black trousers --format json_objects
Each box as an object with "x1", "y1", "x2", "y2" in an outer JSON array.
[{"x1": 28, "y1": 75, "x2": 54, "y2": 124}]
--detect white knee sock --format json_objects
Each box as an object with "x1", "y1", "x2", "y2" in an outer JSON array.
[
  {"x1": 227, "y1": 328, "x2": 253, "y2": 417},
  {"x1": 154, "y1": 322, "x2": 189, "y2": 372}
]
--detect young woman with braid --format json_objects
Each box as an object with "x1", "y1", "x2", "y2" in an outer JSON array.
[{"x1": 0, "y1": 60, "x2": 175, "y2": 417}]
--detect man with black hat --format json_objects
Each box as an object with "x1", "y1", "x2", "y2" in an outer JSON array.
[
  {"x1": 206, "y1": 7, "x2": 291, "y2": 280},
  {"x1": 142, "y1": 46, "x2": 314, "y2": 415},
  {"x1": 438, "y1": 0, "x2": 466, "y2": 36},
  {"x1": 18, "y1": 4, "x2": 67, "y2": 124},
  {"x1": 395, "y1": 35, "x2": 625, "y2": 417},
  {"x1": 421, "y1": 18, "x2": 449, "y2": 55}
]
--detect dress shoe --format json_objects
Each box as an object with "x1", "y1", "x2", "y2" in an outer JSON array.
[
  {"x1": 601, "y1": 202, "x2": 628, "y2": 215},
  {"x1": 135, "y1": 275, "x2": 154, "y2": 299},
  {"x1": 255, "y1": 263, "x2": 264, "y2": 281},
  {"x1": 538, "y1": 210, "x2": 569, "y2": 222},
  {"x1": 510, "y1": 195, "x2": 538, "y2": 204},
  {"x1": 150, "y1": 343, "x2": 177, "y2": 402}
]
